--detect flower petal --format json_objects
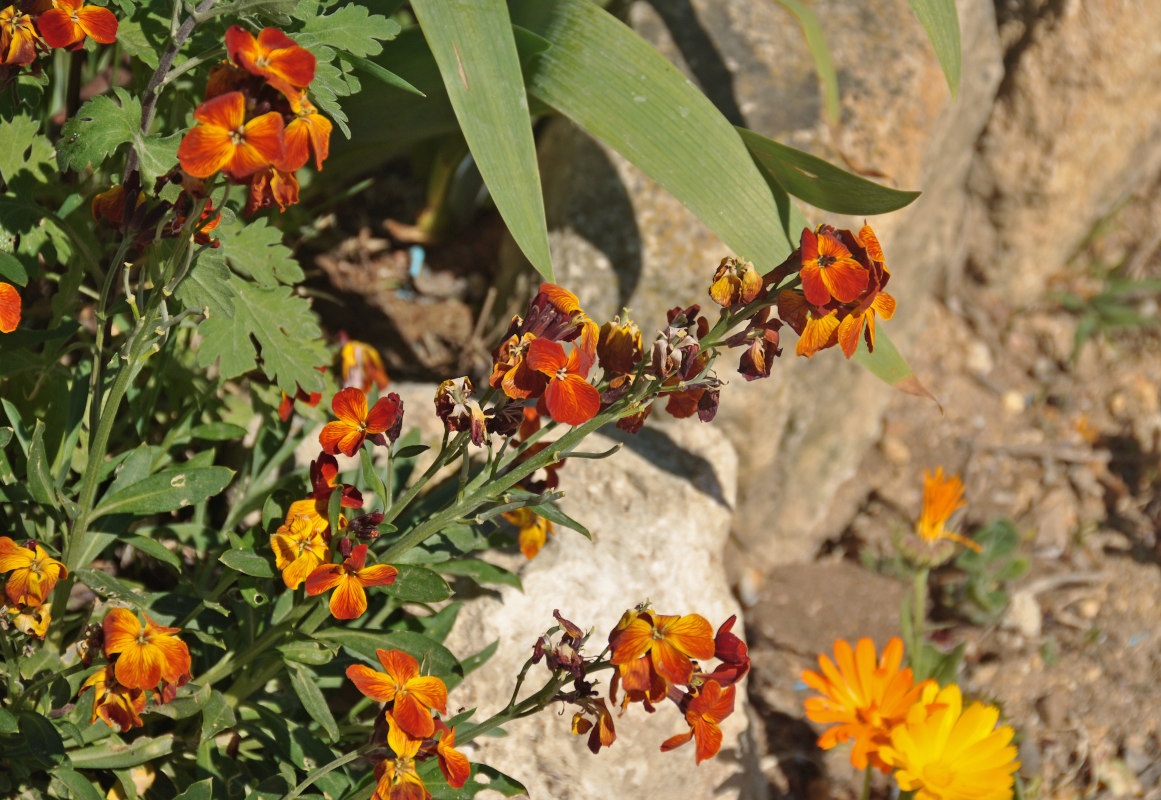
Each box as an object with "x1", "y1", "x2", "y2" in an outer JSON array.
[
  {"x1": 76, "y1": 5, "x2": 118, "y2": 43},
  {"x1": 328, "y1": 575, "x2": 367, "y2": 619},
  {"x1": 177, "y1": 125, "x2": 235, "y2": 178},
  {"x1": 304, "y1": 564, "x2": 343, "y2": 595},
  {"x1": 345, "y1": 664, "x2": 397, "y2": 702},
  {"x1": 405, "y1": 675, "x2": 448, "y2": 715},
  {"x1": 525, "y1": 337, "x2": 565, "y2": 376},
  {"x1": 0, "y1": 283, "x2": 20, "y2": 334},
  {"x1": 392, "y1": 691, "x2": 435, "y2": 739},
  {"x1": 102, "y1": 608, "x2": 141, "y2": 656},
  {"x1": 544, "y1": 374, "x2": 599, "y2": 426},
  {"x1": 356, "y1": 564, "x2": 398, "y2": 587},
  {"x1": 36, "y1": 9, "x2": 81, "y2": 48},
  {"x1": 114, "y1": 641, "x2": 164, "y2": 690}
]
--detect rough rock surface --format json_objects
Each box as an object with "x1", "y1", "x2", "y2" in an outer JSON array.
[
  {"x1": 507, "y1": 0, "x2": 1003, "y2": 573},
  {"x1": 443, "y1": 421, "x2": 754, "y2": 799}
]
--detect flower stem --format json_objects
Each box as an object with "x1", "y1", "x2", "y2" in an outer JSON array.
[{"x1": 860, "y1": 764, "x2": 873, "y2": 800}]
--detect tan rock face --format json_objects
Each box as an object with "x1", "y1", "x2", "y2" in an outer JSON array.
[
  {"x1": 516, "y1": 0, "x2": 1003, "y2": 573},
  {"x1": 966, "y1": 0, "x2": 1161, "y2": 304}
]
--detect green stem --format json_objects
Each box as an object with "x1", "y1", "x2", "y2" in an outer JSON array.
[
  {"x1": 281, "y1": 742, "x2": 376, "y2": 800},
  {"x1": 912, "y1": 566, "x2": 929, "y2": 644},
  {"x1": 860, "y1": 764, "x2": 873, "y2": 800},
  {"x1": 457, "y1": 671, "x2": 571, "y2": 745},
  {"x1": 381, "y1": 429, "x2": 462, "y2": 525}
]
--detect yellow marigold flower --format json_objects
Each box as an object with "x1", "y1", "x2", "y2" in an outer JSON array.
[
  {"x1": 880, "y1": 682, "x2": 1020, "y2": 800},
  {"x1": 801, "y1": 637, "x2": 933, "y2": 773},
  {"x1": 917, "y1": 468, "x2": 979, "y2": 552}
]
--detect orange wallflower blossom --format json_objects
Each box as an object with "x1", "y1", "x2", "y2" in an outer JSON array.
[
  {"x1": 0, "y1": 282, "x2": 21, "y2": 333},
  {"x1": 917, "y1": 467, "x2": 978, "y2": 552},
  {"x1": 660, "y1": 679, "x2": 736, "y2": 763},
  {"x1": 102, "y1": 607, "x2": 193, "y2": 691},
  {"x1": 270, "y1": 512, "x2": 330, "y2": 589},
  {"x1": 709, "y1": 257, "x2": 763, "y2": 308},
  {"x1": 246, "y1": 166, "x2": 299, "y2": 215},
  {"x1": 501, "y1": 507, "x2": 554, "y2": 559},
  {"x1": 434, "y1": 377, "x2": 488, "y2": 446},
  {"x1": 799, "y1": 225, "x2": 868, "y2": 306},
  {"x1": 280, "y1": 92, "x2": 332, "y2": 171},
  {"x1": 346, "y1": 648, "x2": 449, "y2": 740},
  {"x1": 80, "y1": 664, "x2": 145, "y2": 732},
  {"x1": 177, "y1": 91, "x2": 285, "y2": 180},
  {"x1": 434, "y1": 720, "x2": 470, "y2": 789},
  {"x1": 310, "y1": 452, "x2": 364, "y2": 510},
  {"x1": 305, "y1": 544, "x2": 397, "y2": 620},
  {"x1": 801, "y1": 637, "x2": 932, "y2": 773},
  {"x1": 880, "y1": 682, "x2": 1020, "y2": 800},
  {"x1": 1, "y1": 6, "x2": 42, "y2": 66},
  {"x1": 597, "y1": 313, "x2": 643, "y2": 375},
  {"x1": 37, "y1": 0, "x2": 117, "y2": 50},
  {"x1": 490, "y1": 332, "x2": 546, "y2": 399},
  {"x1": 0, "y1": 537, "x2": 66, "y2": 606},
  {"x1": 224, "y1": 25, "x2": 315, "y2": 98},
  {"x1": 525, "y1": 337, "x2": 599, "y2": 426},
  {"x1": 608, "y1": 609, "x2": 715, "y2": 687},
  {"x1": 341, "y1": 338, "x2": 390, "y2": 393},
  {"x1": 703, "y1": 614, "x2": 751, "y2": 687},
  {"x1": 319, "y1": 387, "x2": 403, "y2": 457},
  {"x1": 5, "y1": 601, "x2": 50, "y2": 638},
  {"x1": 571, "y1": 697, "x2": 617, "y2": 754},
  {"x1": 374, "y1": 711, "x2": 430, "y2": 800},
  {"x1": 282, "y1": 497, "x2": 334, "y2": 539},
  {"x1": 610, "y1": 648, "x2": 668, "y2": 709}
]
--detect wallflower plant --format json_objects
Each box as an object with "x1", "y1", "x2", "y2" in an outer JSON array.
[{"x1": 0, "y1": 0, "x2": 968, "y2": 796}]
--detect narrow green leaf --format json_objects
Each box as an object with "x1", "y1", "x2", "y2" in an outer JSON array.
[
  {"x1": 534, "y1": 502, "x2": 590, "y2": 539},
  {"x1": 461, "y1": 639, "x2": 499, "y2": 676},
  {"x1": 0, "y1": 252, "x2": 28, "y2": 285},
  {"x1": 774, "y1": 0, "x2": 840, "y2": 126},
  {"x1": 200, "y1": 691, "x2": 236, "y2": 742},
  {"x1": 851, "y1": 325, "x2": 938, "y2": 403},
  {"x1": 53, "y1": 767, "x2": 105, "y2": 800},
  {"x1": 511, "y1": 0, "x2": 796, "y2": 268},
  {"x1": 436, "y1": 559, "x2": 521, "y2": 590},
  {"x1": 124, "y1": 535, "x2": 182, "y2": 572},
  {"x1": 287, "y1": 662, "x2": 341, "y2": 742},
  {"x1": 67, "y1": 734, "x2": 174, "y2": 769},
  {"x1": 75, "y1": 568, "x2": 150, "y2": 609},
  {"x1": 386, "y1": 564, "x2": 452, "y2": 603},
  {"x1": 345, "y1": 53, "x2": 426, "y2": 96},
  {"x1": 172, "y1": 779, "x2": 214, "y2": 800},
  {"x1": 279, "y1": 640, "x2": 337, "y2": 666},
  {"x1": 219, "y1": 547, "x2": 275, "y2": 578},
  {"x1": 190, "y1": 422, "x2": 248, "y2": 441},
  {"x1": 147, "y1": 683, "x2": 211, "y2": 720},
  {"x1": 907, "y1": 0, "x2": 961, "y2": 97},
  {"x1": 412, "y1": 0, "x2": 553, "y2": 280},
  {"x1": 314, "y1": 629, "x2": 461, "y2": 682},
  {"x1": 26, "y1": 419, "x2": 54, "y2": 505},
  {"x1": 737, "y1": 127, "x2": 920, "y2": 215},
  {"x1": 93, "y1": 466, "x2": 234, "y2": 517}
]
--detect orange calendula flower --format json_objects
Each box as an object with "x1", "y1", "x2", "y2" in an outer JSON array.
[
  {"x1": 880, "y1": 682, "x2": 1020, "y2": 800},
  {"x1": 280, "y1": 91, "x2": 332, "y2": 172},
  {"x1": 80, "y1": 664, "x2": 146, "y2": 732},
  {"x1": 270, "y1": 512, "x2": 330, "y2": 589},
  {"x1": 0, "y1": 282, "x2": 21, "y2": 333},
  {"x1": 341, "y1": 338, "x2": 390, "y2": 393},
  {"x1": 177, "y1": 91, "x2": 285, "y2": 180},
  {"x1": 525, "y1": 337, "x2": 599, "y2": 426},
  {"x1": 225, "y1": 26, "x2": 315, "y2": 97},
  {"x1": 501, "y1": 507, "x2": 554, "y2": 559},
  {"x1": 917, "y1": 467, "x2": 978, "y2": 551},
  {"x1": 319, "y1": 387, "x2": 403, "y2": 457},
  {"x1": 660, "y1": 679, "x2": 736, "y2": 763},
  {"x1": 608, "y1": 609, "x2": 715, "y2": 687},
  {"x1": 709, "y1": 257, "x2": 763, "y2": 308},
  {"x1": 102, "y1": 608, "x2": 192, "y2": 691},
  {"x1": 305, "y1": 544, "x2": 397, "y2": 620},
  {"x1": 37, "y1": 0, "x2": 117, "y2": 50},
  {"x1": 799, "y1": 226, "x2": 868, "y2": 306},
  {"x1": 346, "y1": 648, "x2": 449, "y2": 740},
  {"x1": 801, "y1": 637, "x2": 932, "y2": 773},
  {"x1": 0, "y1": 537, "x2": 66, "y2": 607},
  {"x1": 1, "y1": 6, "x2": 42, "y2": 66}
]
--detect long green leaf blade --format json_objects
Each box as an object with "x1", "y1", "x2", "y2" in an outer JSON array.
[
  {"x1": 737, "y1": 127, "x2": 920, "y2": 215},
  {"x1": 907, "y1": 0, "x2": 961, "y2": 97},
  {"x1": 511, "y1": 0, "x2": 796, "y2": 269},
  {"x1": 852, "y1": 325, "x2": 937, "y2": 402},
  {"x1": 774, "y1": 0, "x2": 840, "y2": 126},
  {"x1": 411, "y1": 0, "x2": 553, "y2": 280}
]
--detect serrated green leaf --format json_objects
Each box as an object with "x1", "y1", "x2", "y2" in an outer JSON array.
[
  {"x1": 413, "y1": 0, "x2": 553, "y2": 280},
  {"x1": 907, "y1": 0, "x2": 961, "y2": 97},
  {"x1": 136, "y1": 131, "x2": 181, "y2": 185},
  {"x1": 851, "y1": 325, "x2": 937, "y2": 401},
  {"x1": 93, "y1": 466, "x2": 233, "y2": 517},
  {"x1": 0, "y1": 114, "x2": 40, "y2": 185},
  {"x1": 298, "y1": 6, "x2": 401, "y2": 57},
  {"x1": 219, "y1": 547, "x2": 275, "y2": 578},
  {"x1": 68, "y1": 734, "x2": 174, "y2": 769},
  {"x1": 195, "y1": 280, "x2": 329, "y2": 394},
  {"x1": 287, "y1": 662, "x2": 340, "y2": 742},
  {"x1": 125, "y1": 535, "x2": 182, "y2": 571},
  {"x1": 57, "y1": 89, "x2": 139, "y2": 173},
  {"x1": 387, "y1": 564, "x2": 452, "y2": 603},
  {"x1": 511, "y1": 0, "x2": 798, "y2": 267},
  {"x1": 737, "y1": 127, "x2": 920, "y2": 215},
  {"x1": 174, "y1": 246, "x2": 235, "y2": 318},
  {"x1": 114, "y1": 18, "x2": 160, "y2": 69},
  {"x1": 437, "y1": 559, "x2": 521, "y2": 590},
  {"x1": 213, "y1": 216, "x2": 304, "y2": 287}
]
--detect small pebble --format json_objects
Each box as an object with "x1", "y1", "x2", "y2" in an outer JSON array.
[
  {"x1": 1076, "y1": 598, "x2": 1100, "y2": 619},
  {"x1": 1002, "y1": 390, "x2": 1026, "y2": 415}
]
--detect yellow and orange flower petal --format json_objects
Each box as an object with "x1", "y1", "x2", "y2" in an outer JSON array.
[
  {"x1": 799, "y1": 227, "x2": 868, "y2": 306},
  {"x1": 661, "y1": 680, "x2": 736, "y2": 763},
  {"x1": 709, "y1": 257, "x2": 763, "y2": 308},
  {"x1": 80, "y1": 665, "x2": 145, "y2": 732},
  {"x1": 572, "y1": 698, "x2": 616, "y2": 754},
  {"x1": 1, "y1": 7, "x2": 41, "y2": 66},
  {"x1": 435, "y1": 725, "x2": 471, "y2": 789},
  {"x1": 102, "y1": 608, "x2": 193, "y2": 691},
  {"x1": 916, "y1": 467, "x2": 979, "y2": 552},
  {"x1": 525, "y1": 337, "x2": 599, "y2": 426},
  {"x1": 879, "y1": 682, "x2": 1020, "y2": 800},
  {"x1": 609, "y1": 611, "x2": 715, "y2": 687},
  {"x1": 319, "y1": 387, "x2": 403, "y2": 457},
  {"x1": 345, "y1": 648, "x2": 448, "y2": 740},
  {"x1": 5, "y1": 601, "x2": 50, "y2": 638},
  {"x1": 0, "y1": 537, "x2": 66, "y2": 606},
  {"x1": 801, "y1": 637, "x2": 932, "y2": 773},
  {"x1": 795, "y1": 309, "x2": 841, "y2": 358},
  {"x1": 177, "y1": 91, "x2": 285, "y2": 180},
  {"x1": 37, "y1": 0, "x2": 117, "y2": 49},
  {"x1": 341, "y1": 339, "x2": 390, "y2": 393},
  {"x1": 0, "y1": 282, "x2": 21, "y2": 334},
  {"x1": 281, "y1": 93, "x2": 332, "y2": 172},
  {"x1": 270, "y1": 512, "x2": 330, "y2": 589},
  {"x1": 597, "y1": 314, "x2": 643, "y2": 375},
  {"x1": 373, "y1": 719, "x2": 430, "y2": 800},
  {"x1": 225, "y1": 25, "x2": 315, "y2": 97},
  {"x1": 304, "y1": 544, "x2": 397, "y2": 620},
  {"x1": 501, "y1": 507, "x2": 553, "y2": 559}
]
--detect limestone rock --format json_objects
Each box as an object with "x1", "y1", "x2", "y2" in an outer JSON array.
[{"x1": 444, "y1": 421, "x2": 754, "y2": 799}]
